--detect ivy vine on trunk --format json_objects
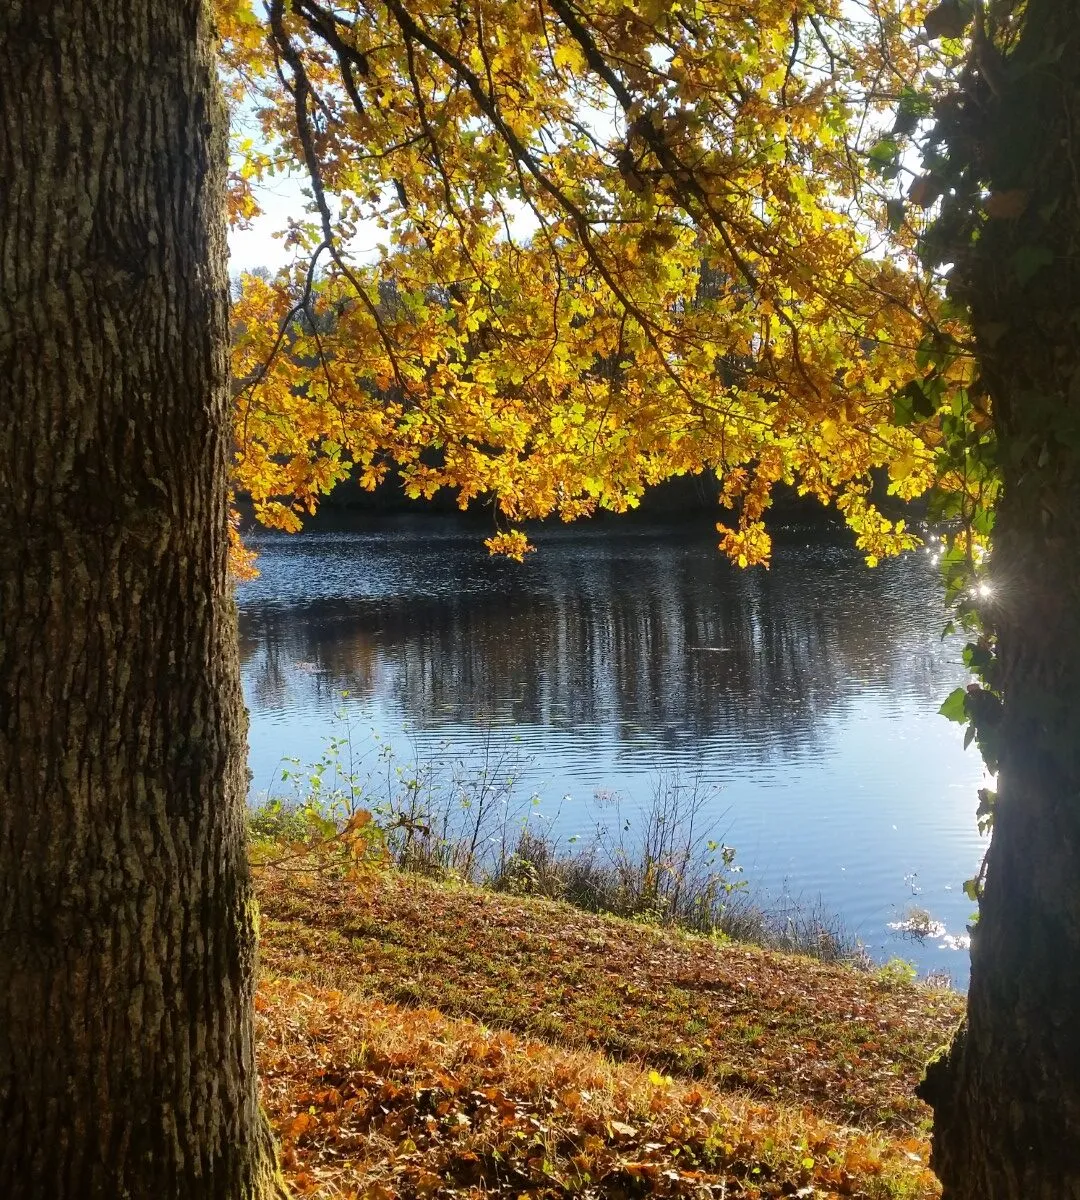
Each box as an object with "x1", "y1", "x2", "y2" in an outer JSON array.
[{"x1": 911, "y1": 0, "x2": 1080, "y2": 1194}]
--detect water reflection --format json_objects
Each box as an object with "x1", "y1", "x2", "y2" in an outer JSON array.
[
  {"x1": 240, "y1": 523, "x2": 949, "y2": 748},
  {"x1": 238, "y1": 516, "x2": 985, "y2": 983}
]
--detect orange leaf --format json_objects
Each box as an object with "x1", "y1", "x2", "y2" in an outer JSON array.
[{"x1": 985, "y1": 190, "x2": 1029, "y2": 219}]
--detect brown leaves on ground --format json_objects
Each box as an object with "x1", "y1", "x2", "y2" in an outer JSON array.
[
  {"x1": 257, "y1": 870, "x2": 963, "y2": 1133},
  {"x1": 257, "y1": 979, "x2": 940, "y2": 1199}
]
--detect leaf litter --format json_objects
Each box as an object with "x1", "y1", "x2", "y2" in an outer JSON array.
[{"x1": 257, "y1": 865, "x2": 960, "y2": 1198}]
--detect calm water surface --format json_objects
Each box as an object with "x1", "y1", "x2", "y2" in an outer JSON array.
[{"x1": 238, "y1": 515, "x2": 986, "y2": 984}]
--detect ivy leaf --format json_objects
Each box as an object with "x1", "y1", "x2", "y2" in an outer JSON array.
[
  {"x1": 939, "y1": 687, "x2": 969, "y2": 724},
  {"x1": 868, "y1": 136, "x2": 900, "y2": 176},
  {"x1": 924, "y1": 0, "x2": 974, "y2": 40},
  {"x1": 907, "y1": 175, "x2": 943, "y2": 209},
  {"x1": 985, "y1": 190, "x2": 1029, "y2": 220},
  {"x1": 962, "y1": 642, "x2": 994, "y2": 675},
  {"x1": 1012, "y1": 245, "x2": 1053, "y2": 285},
  {"x1": 891, "y1": 380, "x2": 937, "y2": 426}
]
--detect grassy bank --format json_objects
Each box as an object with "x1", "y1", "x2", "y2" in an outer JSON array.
[
  {"x1": 250, "y1": 769, "x2": 863, "y2": 966},
  {"x1": 254, "y1": 857, "x2": 963, "y2": 1198}
]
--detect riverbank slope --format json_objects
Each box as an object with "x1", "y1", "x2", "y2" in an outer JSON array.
[{"x1": 256, "y1": 866, "x2": 962, "y2": 1198}]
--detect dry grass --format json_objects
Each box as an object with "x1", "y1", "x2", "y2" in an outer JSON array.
[{"x1": 255, "y1": 863, "x2": 959, "y2": 1198}]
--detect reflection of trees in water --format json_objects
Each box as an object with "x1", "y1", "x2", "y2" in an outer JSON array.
[
  {"x1": 238, "y1": 535, "x2": 956, "y2": 756},
  {"x1": 239, "y1": 615, "x2": 381, "y2": 712}
]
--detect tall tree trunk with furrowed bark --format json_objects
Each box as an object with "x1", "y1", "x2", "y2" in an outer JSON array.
[
  {"x1": 918, "y1": 0, "x2": 1080, "y2": 1194},
  {"x1": 0, "y1": 2, "x2": 284, "y2": 1196}
]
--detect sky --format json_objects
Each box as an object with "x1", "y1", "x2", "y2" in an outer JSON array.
[
  {"x1": 227, "y1": 160, "x2": 541, "y2": 277},
  {"x1": 229, "y1": 172, "x2": 306, "y2": 274}
]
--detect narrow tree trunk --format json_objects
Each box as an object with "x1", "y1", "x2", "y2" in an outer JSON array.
[
  {"x1": 0, "y1": 3, "x2": 283, "y2": 1196},
  {"x1": 919, "y1": 0, "x2": 1080, "y2": 1193}
]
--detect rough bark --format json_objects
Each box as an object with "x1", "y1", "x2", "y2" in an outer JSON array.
[
  {"x1": 919, "y1": 0, "x2": 1080, "y2": 1194},
  {"x1": 0, "y1": 2, "x2": 283, "y2": 1197}
]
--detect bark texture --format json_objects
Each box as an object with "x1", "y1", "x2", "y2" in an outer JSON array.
[
  {"x1": 919, "y1": 0, "x2": 1080, "y2": 1194},
  {"x1": 0, "y1": 2, "x2": 283, "y2": 1196}
]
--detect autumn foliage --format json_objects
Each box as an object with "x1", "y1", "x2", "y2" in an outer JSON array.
[{"x1": 217, "y1": 0, "x2": 972, "y2": 566}]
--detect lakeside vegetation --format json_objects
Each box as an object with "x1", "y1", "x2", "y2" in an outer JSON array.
[{"x1": 249, "y1": 750, "x2": 868, "y2": 968}]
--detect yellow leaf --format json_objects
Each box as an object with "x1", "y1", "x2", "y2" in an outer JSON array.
[
  {"x1": 888, "y1": 453, "x2": 918, "y2": 482},
  {"x1": 552, "y1": 43, "x2": 585, "y2": 73}
]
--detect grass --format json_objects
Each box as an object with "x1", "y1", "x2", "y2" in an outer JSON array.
[
  {"x1": 255, "y1": 858, "x2": 963, "y2": 1198},
  {"x1": 249, "y1": 766, "x2": 864, "y2": 967},
  {"x1": 487, "y1": 827, "x2": 862, "y2": 965}
]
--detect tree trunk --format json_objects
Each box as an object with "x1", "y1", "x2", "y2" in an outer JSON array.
[
  {"x1": 919, "y1": 0, "x2": 1080, "y2": 1194},
  {"x1": 0, "y1": 3, "x2": 283, "y2": 1196}
]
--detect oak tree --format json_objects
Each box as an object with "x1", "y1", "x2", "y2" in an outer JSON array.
[
  {"x1": 223, "y1": 0, "x2": 942, "y2": 567},
  {"x1": 0, "y1": 2, "x2": 284, "y2": 1196}
]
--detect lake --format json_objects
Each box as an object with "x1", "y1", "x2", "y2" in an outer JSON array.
[{"x1": 238, "y1": 514, "x2": 986, "y2": 984}]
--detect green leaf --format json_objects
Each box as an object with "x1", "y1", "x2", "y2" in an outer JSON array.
[
  {"x1": 891, "y1": 379, "x2": 937, "y2": 426},
  {"x1": 886, "y1": 198, "x2": 906, "y2": 232},
  {"x1": 971, "y1": 504, "x2": 996, "y2": 536},
  {"x1": 892, "y1": 89, "x2": 931, "y2": 138},
  {"x1": 898, "y1": 86, "x2": 933, "y2": 120},
  {"x1": 939, "y1": 687, "x2": 969, "y2": 723},
  {"x1": 976, "y1": 788, "x2": 996, "y2": 833},
  {"x1": 927, "y1": 489, "x2": 963, "y2": 522},
  {"x1": 868, "y1": 136, "x2": 900, "y2": 177},
  {"x1": 962, "y1": 641, "x2": 994, "y2": 675},
  {"x1": 1012, "y1": 245, "x2": 1053, "y2": 285}
]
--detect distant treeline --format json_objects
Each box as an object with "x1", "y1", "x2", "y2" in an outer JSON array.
[{"x1": 237, "y1": 466, "x2": 923, "y2": 531}]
